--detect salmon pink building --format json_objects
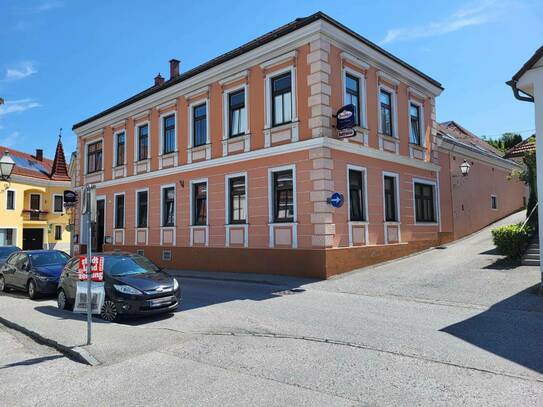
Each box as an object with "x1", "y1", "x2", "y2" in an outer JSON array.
[{"x1": 72, "y1": 12, "x2": 524, "y2": 278}]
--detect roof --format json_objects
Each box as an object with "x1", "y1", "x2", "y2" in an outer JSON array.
[
  {"x1": 1, "y1": 138, "x2": 71, "y2": 182},
  {"x1": 511, "y1": 45, "x2": 543, "y2": 83},
  {"x1": 504, "y1": 136, "x2": 536, "y2": 158},
  {"x1": 73, "y1": 11, "x2": 443, "y2": 130},
  {"x1": 438, "y1": 121, "x2": 505, "y2": 158}
]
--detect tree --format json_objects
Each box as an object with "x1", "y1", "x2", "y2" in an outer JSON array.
[{"x1": 484, "y1": 133, "x2": 523, "y2": 152}]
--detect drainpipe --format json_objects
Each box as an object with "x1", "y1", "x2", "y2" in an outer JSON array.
[{"x1": 506, "y1": 80, "x2": 535, "y2": 103}]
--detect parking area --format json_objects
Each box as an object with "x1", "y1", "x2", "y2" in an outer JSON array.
[{"x1": 1, "y1": 211, "x2": 543, "y2": 406}]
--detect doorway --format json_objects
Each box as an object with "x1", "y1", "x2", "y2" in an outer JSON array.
[{"x1": 23, "y1": 228, "x2": 43, "y2": 250}]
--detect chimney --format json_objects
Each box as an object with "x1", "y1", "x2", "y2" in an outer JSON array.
[
  {"x1": 154, "y1": 73, "x2": 165, "y2": 86},
  {"x1": 169, "y1": 59, "x2": 180, "y2": 79},
  {"x1": 35, "y1": 149, "x2": 43, "y2": 161}
]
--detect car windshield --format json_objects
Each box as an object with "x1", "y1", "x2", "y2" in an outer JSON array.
[
  {"x1": 29, "y1": 251, "x2": 70, "y2": 267},
  {"x1": 105, "y1": 255, "x2": 160, "y2": 277},
  {"x1": 0, "y1": 247, "x2": 19, "y2": 257}
]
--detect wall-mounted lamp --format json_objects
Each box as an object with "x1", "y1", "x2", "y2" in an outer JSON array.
[{"x1": 460, "y1": 160, "x2": 471, "y2": 177}]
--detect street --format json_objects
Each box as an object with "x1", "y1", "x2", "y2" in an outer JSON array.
[{"x1": 1, "y1": 211, "x2": 542, "y2": 406}]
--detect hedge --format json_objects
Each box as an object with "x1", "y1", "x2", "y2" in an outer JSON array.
[{"x1": 491, "y1": 223, "x2": 533, "y2": 259}]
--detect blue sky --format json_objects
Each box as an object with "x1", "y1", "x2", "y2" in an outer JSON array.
[{"x1": 0, "y1": 0, "x2": 541, "y2": 159}]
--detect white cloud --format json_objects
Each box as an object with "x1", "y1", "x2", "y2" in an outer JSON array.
[
  {"x1": 4, "y1": 62, "x2": 37, "y2": 81},
  {"x1": 380, "y1": 0, "x2": 514, "y2": 45},
  {"x1": 0, "y1": 99, "x2": 41, "y2": 116},
  {"x1": 0, "y1": 131, "x2": 22, "y2": 148}
]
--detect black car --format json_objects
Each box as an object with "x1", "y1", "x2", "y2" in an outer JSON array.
[
  {"x1": 57, "y1": 252, "x2": 181, "y2": 321},
  {"x1": 0, "y1": 250, "x2": 71, "y2": 299},
  {"x1": 0, "y1": 246, "x2": 21, "y2": 265}
]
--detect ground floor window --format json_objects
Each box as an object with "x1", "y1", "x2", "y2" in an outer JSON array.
[
  {"x1": 114, "y1": 194, "x2": 125, "y2": 229},
  {"x1": 348, "y1": 168, "x2": 366, "y2": 221},
  {"x1": 384, "y1": 175, "x2": 398, "y2": 222},
  {"x1": 193, "y1": 182, "x2": 207, "y2": 225},
  {"x1": 414, "y1": 182, "x2": 436, "y2": 222},
  {"x1": 272, "y1": 169, "x2": 294, "y2": 222},
  {"x1": 0, "y1": 228, "x2": 14, "y2": 246},
  {"x1": 54, "y1": 225, "x2": 62, "y2": 240},
  {"x1": 162, "y1": 186, "x2": 175, "y2": 227},
  {"x1": 228, "y1": 176, "x2": 246, "y2": 224},
  {"x1": 491, "y1": 195, "x2": 498, "y2": 210}
]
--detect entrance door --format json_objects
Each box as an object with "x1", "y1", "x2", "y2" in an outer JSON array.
[
  {"x1": 95, "y1": 199, "x2": 105, "y2": 252},
  {"x1": 30, "y1": 194, "x2": 40, "y2": 220},
  {"x1": 23, "y1": 229, "x2": 43, "y2": 250}
]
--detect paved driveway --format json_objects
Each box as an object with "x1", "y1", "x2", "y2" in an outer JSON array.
[{"x1": 1, "y1": 211, "x2": 542, "y2": 406}]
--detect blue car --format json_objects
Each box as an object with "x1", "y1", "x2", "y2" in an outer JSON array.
[
  {"x1": 0, "y1": 246, "x2": 21, "y2": 266},
  {"x1": 0, "y1": 250, "x2": 71, "y2": 299}
]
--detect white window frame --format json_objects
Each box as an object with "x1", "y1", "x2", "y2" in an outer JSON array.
[
  {"x1": 113, "y1": 129, "x2": 127, "y2": 167},
  {"x1": 382, "y1": 171, "x2": 400, "y2": 223},
  {"x1": 412, "y1": 177, "x2": 440, "y2": 225},
  {"x1": 223, "y1": 84, "x2": 248, "y2": 140},
  {"x1": 52, "y1": 194, "x2": 64, "y2": 214},
  {"x1": 343, "y1": 67, "x2": 367, "y2": 129},
  {"x1": 189, "y1": 178, "x2": 209, "y2": 247},
  {"x1": 347, "y1": 164, "x2": 369, "y2": 247},
  {"x1": 113, "y1": 192, "x2": 126, "y2": 230},
  {"x1": 0, "y1": 227, "x2": 17, "y2": 246},
  {"x1": 84, "y1": 137, "x2": 104, "y2": 175},
  {"x1": 408, "y1": 99, "x2": 425, "y2": 147},
  {"x1": 268, "y1": 164, "x2": 297, "y2": 248},
  {"x1": 160, "y1": 184, "x2": 177, "y2": 228},
  {"x1": 134, "y1": 121, "x2": 151, "y2": 162},
  {"x1": 159, "y1": 111, "x2": 177, "y2": 156},
  {"x1": 225, "y1": 172, "x2": 249, "y2": 247},
  {"x1": 378, "y1": 84, "x2": 398, "y2": 139},
  {"x1": 265, "y1": 65, "x2": 298, "y2": 130},
  {"x1": 54, "y1": 225, "x2": 63, "y2": 241},
  {"x1": 188, "y1": 99, "x2": 210, "y2": 149},
  {"x1": 135, "y1": 187, "x2": 150, "y2": 230},
  {"x1": 5, "y1": 189, "x2": 16, "y2": 211},
  {"x1": 491, "y1": 194, "x2": 498, "y2": 211}
]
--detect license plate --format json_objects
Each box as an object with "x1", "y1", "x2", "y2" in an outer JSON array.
[{"x1": 150, "y1": 297, "x2": 173, "y2": 307}]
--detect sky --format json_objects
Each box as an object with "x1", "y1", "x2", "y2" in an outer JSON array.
[{"x1": 0, "y1": 0, "x2": 542, "y2": 160}]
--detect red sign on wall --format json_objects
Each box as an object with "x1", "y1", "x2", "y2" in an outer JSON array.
[{"x1": 78, "y1": 256, "x2": 104, "y2": 282}]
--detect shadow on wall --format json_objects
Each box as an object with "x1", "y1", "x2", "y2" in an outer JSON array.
[{"x1": 441, "y1": 284, "x2": 543, "y2": 374}]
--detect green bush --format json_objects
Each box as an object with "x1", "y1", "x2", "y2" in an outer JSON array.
[{"x1": 491, "y1": 223, "x2": 533, "y2": 259}]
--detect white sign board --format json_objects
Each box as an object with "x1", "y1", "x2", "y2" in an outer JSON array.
[{"x1": 73, "y1": 281, "x2": 105, "y2": 314}]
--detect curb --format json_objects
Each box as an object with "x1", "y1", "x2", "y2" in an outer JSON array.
[{"x1": 0, "y1": 315, "x2": 100, "y2": 366}]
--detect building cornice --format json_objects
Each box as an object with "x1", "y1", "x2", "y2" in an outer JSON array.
[{"x1": 10, "y1": 174, "x2": 72, "y2": 188}]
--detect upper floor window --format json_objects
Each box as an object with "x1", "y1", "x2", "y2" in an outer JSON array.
[
  {"x1": 273, "y1": 170, "x2": 294, "y2": 222},
  {"x1": 87, "y1": 141, "x2": 102, "y2": 174},
  {"x1": 6, "y1": 190, "x2": 15, "y2": 210},
  {"x1": 380, "y1": 89, "x2": 393, "y2": 137},
  {"x1": 193, "y1": 182, "x2": 207, "y2": 225},
  {"x1": 414, "y1": 182, "x2": 436, "y2": 222},
  {"x1": 409, "y1": 104, "x2": 422, "y2": 145},
  {"x1": 348, "y1": 169, "x2": 365, "y2": 221},
  {"x1": 229, "y1": 90, "x2": 246, "y2": 137},
  {"x1": 137, "y1": 124, "x2": 149, "y2": 161},
  {"x1": 163, "y1": 114, "x2": 175, "y2": 154},
  {"x1": 114, "y1": 194, "x2": 125, "y2": 229},
  {"x1": 384, "y1": 175, "x2": 398, "y2": 222},
  {"x1": 162, "y1": 187, "x2": 175, "y2": 227},
  {"x1": 193, "y1": 104, "x2": 207, "y2": 147},
  {"x1": 271, "y1": 72, "x2": 292, "y2": 126},
  {"x1": 345, "y1": 74, "x2": 360, "y2": 126},
  {"x1": 228, "y1": 176, "x2": 246, "y2": 224},
  {"x1": 116, "y1": 132, "x2": 125, "y2": 166},
  {"x1": 53, "y1": 195, "x2": 63, "y2": 213},
  {"x1": 136, "y1": 190, "x2": 148, "y2": 228}
]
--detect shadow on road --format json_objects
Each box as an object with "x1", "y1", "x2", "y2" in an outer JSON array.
[
  {"x1": 0, "y1": 354, "x2": 63, "y2": 369},
  {"x1": 441, "y1": 284, "x2": 543, "y2": 373}
]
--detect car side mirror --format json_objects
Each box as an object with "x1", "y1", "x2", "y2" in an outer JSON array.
[{"x1": 23, "y1": 263, "x2": 31, "y2": 271}]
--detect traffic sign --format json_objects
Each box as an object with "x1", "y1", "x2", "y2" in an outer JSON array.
[
  {"x1": 327, "y1": 192, "x2": 344, "y2": 208},
  {"x1": 79, "y1": 255, "x2": 104, "y2": 282}
]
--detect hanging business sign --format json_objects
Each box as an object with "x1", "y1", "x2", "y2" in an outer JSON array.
[
  {"x1": 336, "y1": 104, "x2": 357, "y2": 139},
  {"x1": 63, "y1": 190, "x2": 77, "y2": 204}
]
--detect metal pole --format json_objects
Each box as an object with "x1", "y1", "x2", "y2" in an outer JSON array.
[{"x1": 86, "y1": 187, "x2": 92, "y2": 345}]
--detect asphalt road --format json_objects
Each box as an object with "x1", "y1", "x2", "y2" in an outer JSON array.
[{"x1": 1, "y1": 211, "x2": 542, "y2": 406}]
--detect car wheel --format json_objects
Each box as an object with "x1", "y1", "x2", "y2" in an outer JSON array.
[
  {"x1": 57, "y1": 289, "x2": 72, "y2": 310},
  {"x1": 0, "y1": 275, "x2": 7, "y2": 292},
  {"x1": 27, "y1": 280, "x2": 39, "y2": 300},
  {"x1": 100, "y1": 300, "x2": 118, "y2": 322}
]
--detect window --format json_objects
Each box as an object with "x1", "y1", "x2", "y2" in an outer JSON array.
[
  {"x1": 273, "y1": 170, "x2": 294, "y2": 222},
  {"x1": 380, "y1": 89, "x2": 393, "y2": 137},
  {"x1": 345, "y1": 73, "x2": 360, "y2": 126},
  {"x1": 229, "y1": 89, "x2": 246, "y2": 137},
  {"x1": 0, "y1": 229, "x2": 14, "y2": 246},
  {"x1": 384, "y1": 176, "x2": 398, "y2": 222},
  {"x1": 163, "y1": 114, "x2": 175, "y2": 154},
  {"x1": 137, "y1": 190, "x2": 148, "y2": 228},
  {"x1": 53, "y1": 195, "x2": 63, "y2": 213},
  {"x1": 414, "y1": 182, "x2": 436, "y2": 222},
  {"x1": 271, "y1": 72, "x2": 292, "y2": 126},
  {"x1": 162, "y1": 187, "x2": 175, "y2": 227},
  {"x1": 54, "y1": 225, "x2": 62, "y2": 240},
  {"x1": 349, "y1": 169, "x2": 365, "y2": 221},
  {"x1": 137, "y1": 124, "x2": 149, "y2": 161},
  {"x1": 6, "y1": 190, "x2": 15, "y2": 210},
  {"x1": 193, "y1": 103, "x2": 207, "y2": 147},
  {"x1": 193, "y1": 182, "x2": 207, "y2": 225},
  {"x1": 229, "y1": 177, "x2": 246, "y2": 224},
  {"x1": 409, "y1": 104, "x2": 421, "y2": 145},
  {"x1": 114, "y1": 194, "x2": 125, "y2": 229},
  {"x1": 491, "y1": 195, "x2": 498, "y2": 210},
  {"x1": 116, "y1": 132, "x2": 125, "y2": 166},
  {"x1": 87, "y1": 141, "x2": 102, "y2": 173}
]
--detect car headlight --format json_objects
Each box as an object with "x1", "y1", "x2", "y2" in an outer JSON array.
[
  {"x1": 113, "y1": 284, "x2": 143, "y2": 295},
  {"x1": 173, "y1": 278, "x2": 179, "y2": 291}
]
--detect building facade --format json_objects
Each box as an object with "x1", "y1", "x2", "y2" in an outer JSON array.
[
  {"x1": 72, "y1": 12, "x2": 522, "y2": 278},
  {"x1": 0, "y1": 138, "x2": 71, "y2": 252}
]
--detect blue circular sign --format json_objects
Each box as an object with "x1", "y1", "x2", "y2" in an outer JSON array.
[{"x1": 328, "y1": 192, "x2": 344, "y2": 208}]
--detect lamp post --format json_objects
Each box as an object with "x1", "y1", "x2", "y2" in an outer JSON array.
[
  {"x1": 0, "y1": 151, "x2": 15, "y2": 181},
  {"x1": 460, "y1": 160, "x2": 471, "y2": 177}
]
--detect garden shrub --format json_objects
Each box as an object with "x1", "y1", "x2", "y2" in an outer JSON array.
[{"x1": 491, "y1": 223, "x2": 533, "y2": 259}]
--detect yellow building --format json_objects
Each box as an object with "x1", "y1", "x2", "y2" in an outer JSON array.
[{"x1": 0, "y1": 137, "x2": 71, "y2": 251}]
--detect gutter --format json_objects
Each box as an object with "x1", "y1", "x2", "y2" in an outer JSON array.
[{"x1": 506, "y1": 79, "x2": 535, "y2": 103}]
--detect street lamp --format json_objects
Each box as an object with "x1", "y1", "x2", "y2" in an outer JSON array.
[
  {"x1": 0, "y1": 151, "x2": 15, "y2": 181},
  {"x1": 460, "y1": 160, "x2": 471, "y2": 177}
]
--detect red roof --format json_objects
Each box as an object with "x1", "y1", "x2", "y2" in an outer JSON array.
[
  {"x1": 438, "y1": 121, "x2": 504, "y2": 158},
  {"x1": 504, "y1": 136, "x2": 536, "y2": 158}
]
